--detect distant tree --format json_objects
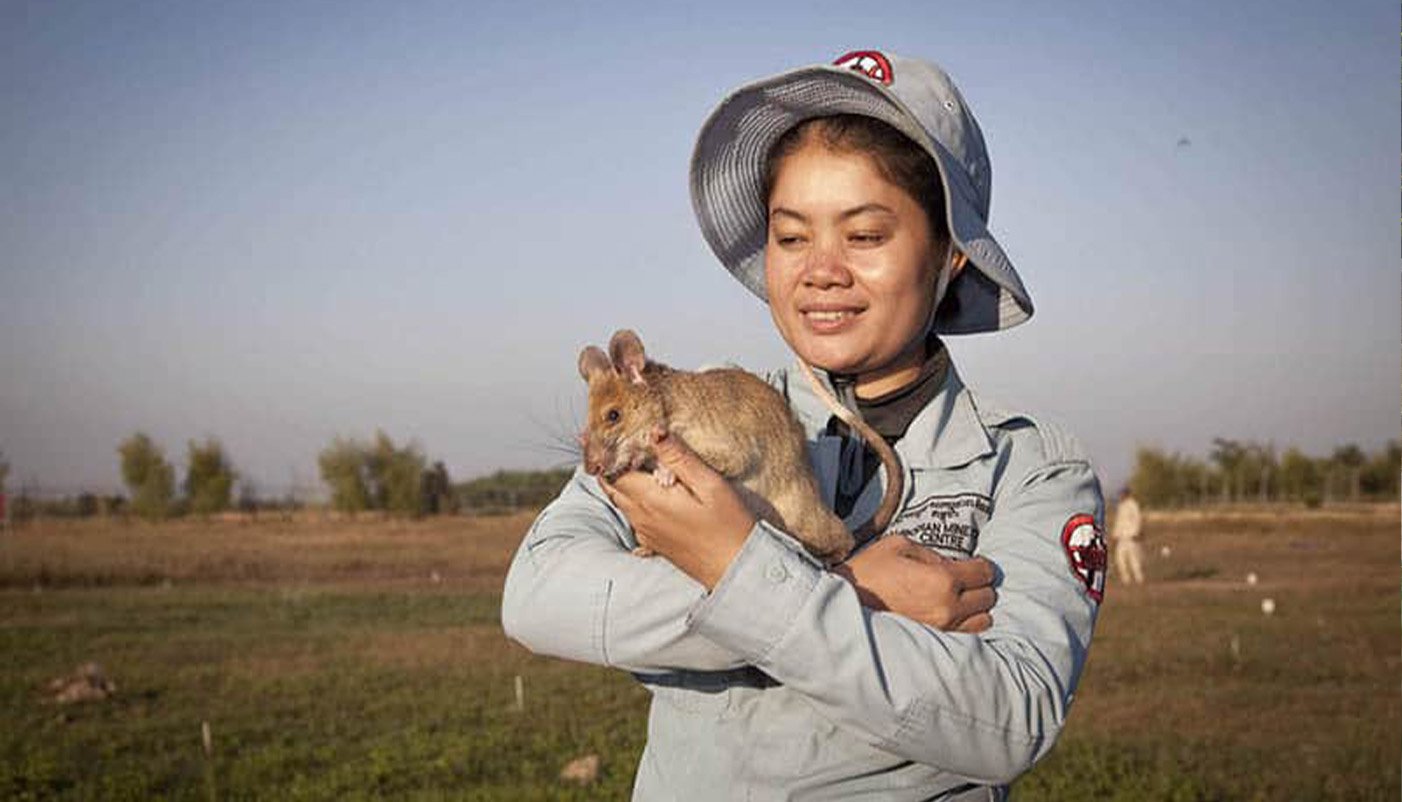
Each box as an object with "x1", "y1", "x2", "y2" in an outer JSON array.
[
  {"x1": 75, "y1": 492, "x2": 100, "y2": 518},
  {"x1": 0, "y1": 449, "x2": 9, "y2": 525},
  {"x1": 1130, "y1": 447, "x2": 1216, "y2": 508},
  {"x1": 365, "y1": 431, "x2": 427, "y2": 516},
  {"x1": 1209, "y1": 438, "x2": 1247, "y2": 503},
  {"x1": 1240, "y1": 442, "x2": 1276, "y2": 503},
  {"x1": 1129, "y1": 446, "x2": 1179, "y2": 507},
  {"x1": 421, "y1": 460, "x2": 453, "y2": 515},
  {"x1": 319, "y1": 437, "x2": 371, "y2": 513},
  {"x1": 455, "y1": 468, "x2": 574, "y2": 513},
  {"x1": 236, "y1": 479, "x2": 260, "y2": 516},
  {"x1": 118, "y1": 432, "x2": 176, "y2": 520},
  {"x1": 1277, "y1": 448, "x2": 1320, "y2": 503},
  {"x1": 12, "y1": 487, "x2": 37, "y2": 523},
  {"x1": 185, "y1": 438, "x2": 236, "y2": 516},
  {"x1": 1331, "y1": 444, "x2": 1366, "y2": 502},
  {"x1": 1127, "y1": 440, "x2": 1396, "y2": 509},
  {"x1": 319, "y1": 431, "x2": 430, "y2": 516},
  {"x1": 1178, "y1": 456, "x2": 1210, "y2": 506},
  {"x1": 1360, "y1": 440, "x2": 1401, "y2": 499},
  {"x1": 99, "y1": 494, "x2": 125, "y2": 516}
]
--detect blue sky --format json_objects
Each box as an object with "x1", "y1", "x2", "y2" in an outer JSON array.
[{"x1": 2, "y1": 0, "x2": 1397, "y2": 497}]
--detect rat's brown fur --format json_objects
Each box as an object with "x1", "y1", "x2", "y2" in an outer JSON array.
[{"x1": 579, "y1": 329, "x2": 900, "y2": 565}]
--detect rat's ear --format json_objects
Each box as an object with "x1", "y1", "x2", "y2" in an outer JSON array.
[
  {"x1": 609, "y1": 329, "x2": 648, "y2": 384},
  {"x1": 578, "y1": 345, "x2": 612, "y2": 382}
]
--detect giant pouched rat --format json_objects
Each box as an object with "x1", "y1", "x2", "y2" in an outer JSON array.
[{"x1": 577, "y1": 329, "x2": 904, "y2": 565}]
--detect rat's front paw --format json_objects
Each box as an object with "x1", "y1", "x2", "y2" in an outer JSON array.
[
  {"x1": 652, "y1": 465, "x2": 676, "y2": 487},
  {"x1": 631, "y1": 545, "x2": 657, "y2": 558}
]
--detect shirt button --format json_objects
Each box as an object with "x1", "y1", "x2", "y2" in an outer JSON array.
[{"x1": 765, "y1": 563, "x2": 788, "y2": 584}]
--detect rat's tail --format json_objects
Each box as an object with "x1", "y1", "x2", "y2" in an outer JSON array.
[{"x1": 796, "y1": 361, "x2": 905, "y2": 542}]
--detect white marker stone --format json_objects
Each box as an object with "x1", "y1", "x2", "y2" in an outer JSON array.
[{"x1": 1260, "y1": 598, "x2": 1276, "y2": 616}]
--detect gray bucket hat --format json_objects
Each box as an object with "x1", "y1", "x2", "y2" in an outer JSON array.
[{"x1": 689, "y1": 50, "x2": 1032, "y2": 335}]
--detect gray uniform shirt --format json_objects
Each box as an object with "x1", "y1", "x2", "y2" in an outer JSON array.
[{"x1": 501, "y1": 361, "x2": 1106, "y2": 800}]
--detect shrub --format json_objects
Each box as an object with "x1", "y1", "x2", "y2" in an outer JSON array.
[
  {"x1": 118, "y1": 433, "x2": 175, "y2": 520},
  {"x1": 186, "y1": 438, "x2": 236, "y2": 516}
]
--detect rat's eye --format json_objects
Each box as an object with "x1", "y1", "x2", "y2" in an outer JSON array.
[{"x1": 606, "y1": 409, "x2": 621, "y2": 424}]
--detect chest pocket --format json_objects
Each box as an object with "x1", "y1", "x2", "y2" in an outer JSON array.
[{"x1": 883, "y1": 475, "x2": 993, "y2": 558}]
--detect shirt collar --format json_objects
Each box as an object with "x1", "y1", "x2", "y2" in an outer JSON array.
[
  {"x1": 898, "y1": 361, "x2": 994, "y2": 469},
  {"x1": 791, "y1": 358, "x2": 994, "y2": 470}
]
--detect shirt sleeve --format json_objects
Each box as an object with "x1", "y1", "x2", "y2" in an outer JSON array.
[
  {"x1": 500, "y1": 468, "x2": 746, "y2": 673},
  {"x1": 687, "y1": 457, "x2": 1104, "y2": 786}
]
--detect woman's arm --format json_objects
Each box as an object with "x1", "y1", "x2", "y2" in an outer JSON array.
[
  {"x1": 609, "y1": 430, "x2": 1104, "y2": 786},
  {"x1": 499, "y1": 467, "x2": 745, "y2": 673}
]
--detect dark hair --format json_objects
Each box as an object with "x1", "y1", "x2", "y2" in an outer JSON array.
[{"x1": 762, "y1": 114, "x2": 950, "y2": 245}]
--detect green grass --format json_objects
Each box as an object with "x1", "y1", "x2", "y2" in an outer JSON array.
[
  {"x1": 1, "y1": 507, "x2": 1397, "y2": 799},
  {"x1": 2, "y1": 585, "x2": 649, "y2": 800}
]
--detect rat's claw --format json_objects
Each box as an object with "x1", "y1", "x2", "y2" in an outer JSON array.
[{"x1": 631, "y1": 545, "x2": 656, "y2": 558}]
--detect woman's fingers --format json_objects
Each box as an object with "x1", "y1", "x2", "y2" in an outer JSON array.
[
  {"x1": 948, "y1": 556, "x2": 996, "y2": 591},
  {"x1": 954, "y1": 612, "x2": 993, "y2": 634},
  {"x1": 596, "y1": 438, "x2": 755, "y2": 590},
  {"x1": 956, "y1": 585, "x2": 997, "y2": 620},
  {"x1": 839, "y1": 538, "x2": 1002, "y2": 630},
  {"x1": 933, "y1": 584, "x2": 996, "y2": 633},
  {"x1": 650, "y1": 428, "x2": 735, "y2": 502},
  {"x1": 599, "y1": 476, "x2": 637, "y2": 512},
  {"x1": 893, "y1": 544, "x2": 994, "y2": 590}
]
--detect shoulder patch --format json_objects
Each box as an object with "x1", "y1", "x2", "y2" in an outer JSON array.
[{"x1": 1062, "y1": 513, "x2": 1107, "y2": 603}]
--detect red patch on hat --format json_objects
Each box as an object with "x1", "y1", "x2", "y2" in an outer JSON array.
[
  {"x1": 833, "y1": 50, "x2": 894, "y2": 85},
  {"x1": 1061, "y1": 513, "x2": 1107, "y2": 603}
]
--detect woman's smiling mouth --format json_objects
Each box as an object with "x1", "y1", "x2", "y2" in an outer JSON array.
[{"x1": 800, "y1": 306, "x2": 864, "y2": 332}]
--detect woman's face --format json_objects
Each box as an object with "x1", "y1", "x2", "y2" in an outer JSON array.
[{"x1": 764, "y1": 140, "x2": 945, "y2": 397}]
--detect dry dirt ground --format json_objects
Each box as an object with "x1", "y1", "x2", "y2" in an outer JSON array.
[
  {"x1": 1030, "y1": 504, "x2": 1400, "y2": 800},
  {"x1": 1, "y1": 505, "x2": 1397, "y2": 800}
]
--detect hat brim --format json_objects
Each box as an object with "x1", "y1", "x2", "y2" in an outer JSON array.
[{"x1": 689, "y1": 64, "x2": 1033, "y2": 335}]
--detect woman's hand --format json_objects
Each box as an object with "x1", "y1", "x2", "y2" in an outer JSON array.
[
  {"x1": 603, "y1": 429, "x2": 997, "y2": 632},
  {"x1": 601, "y1": 428, "x2": 755, "y2": 590},
  {"x1": 833, "y1": 536, "x2": 997, "y2": 633}
]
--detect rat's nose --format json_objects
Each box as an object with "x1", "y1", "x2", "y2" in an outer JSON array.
[{"x1": 580, "y1": 434, "x2": 602, "y2": 475}]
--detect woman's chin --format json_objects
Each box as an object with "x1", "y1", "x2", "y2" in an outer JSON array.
[
  {"x1": 791, "y1": 344, "x2": 863, "y2": 376},
  {"x1": 777, "y1": 323, "x2": 873, "y2": 375}
]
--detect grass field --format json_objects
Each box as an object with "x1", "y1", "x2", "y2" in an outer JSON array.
[{"x1": 1, "y1": 505, "x2": 1397, "y2": 800}]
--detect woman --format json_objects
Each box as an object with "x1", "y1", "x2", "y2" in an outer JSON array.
[{"x1": 502, "y1": 50, "x2": 1106, "y2": 800}]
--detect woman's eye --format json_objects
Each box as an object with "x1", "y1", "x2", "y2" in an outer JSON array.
[
  {"x1": 773, "y1": 232, "x2": 805, "y2": 246},
  {"x1": 849, "y1": 232, "x2": 885, "y2": 245},
  {"x1": 606, "y1": 409, "x2": 621, "y2": 424}
]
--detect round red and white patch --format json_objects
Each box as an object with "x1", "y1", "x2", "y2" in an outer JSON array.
[
  {"x1": 1061, "y1": 513, "x2": 1107, "y2": 603},
  {"x1": 833, "y1": 50, "x2": 894, "y2": 85}
]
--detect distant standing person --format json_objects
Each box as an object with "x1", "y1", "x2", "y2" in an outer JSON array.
[{"x1": 1112, "y1": 487, "x2": 1145, "y2": 584}]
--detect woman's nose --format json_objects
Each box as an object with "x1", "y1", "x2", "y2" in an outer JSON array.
[{"x1": 801, "y1": 245, "x2": 853, "y2": 288}]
